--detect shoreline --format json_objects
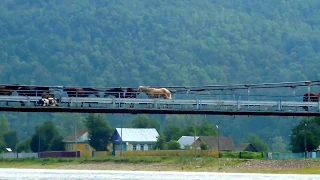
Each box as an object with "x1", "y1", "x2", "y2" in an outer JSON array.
[{"x1": 0, "y1": 157, "x2": 319, "y2": 174}]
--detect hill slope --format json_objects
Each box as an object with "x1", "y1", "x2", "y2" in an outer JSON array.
[{"x1": 0, "y1": 0, "x2": 319, "y2": 148}]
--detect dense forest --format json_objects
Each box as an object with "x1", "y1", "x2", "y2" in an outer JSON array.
[{"x1": 0, "y1": 0, "x2": 320, "y2": 151}]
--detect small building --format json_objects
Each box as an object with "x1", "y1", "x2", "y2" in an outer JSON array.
[
  {"x1": 178, "y1": 135, "x2": 235, "y2": 151},
  {"x1": 62, "y1": 128, "x2": 93, "y2": 157},
  {"x1": 236, "y1": 143, "x2": 259, "y2": 152},
  {"x1": 111, "y1": 128, "x2": 159, "y2": 154},
  {"x1": 196, "y1": 136, "x2": 235, "y2": 151},
  {"x1": 178, "y1": 136, "x2": 200, "y2": 149}
]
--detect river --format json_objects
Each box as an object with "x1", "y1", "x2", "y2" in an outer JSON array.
[{"x1": 0, "y1": 168, "x2": 319, "y2": 180}]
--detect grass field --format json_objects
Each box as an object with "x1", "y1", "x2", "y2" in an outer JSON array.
[{"x1": 0, "y1": 156, "x2": 319, "y2": 174}]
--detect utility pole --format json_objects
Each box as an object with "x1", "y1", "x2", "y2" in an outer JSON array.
[
  {"x1": 75, "y1": 124, "x2": 78, "y2": 158},
  {"x1": 38, "y1": 134, "x2": 40, "y2": 158},
  {"x1": 120, "y1": 118, "x2": 123, "y2": 156},
  {"x1": 216, "y1": 121, "x2": 220, "y2": 158},
  {"x1": 304, "y1": 123, "x2": 307, "y2": 158},
  {"x1": 194, "y1": 122, "x2": 197, "y2": 155}
]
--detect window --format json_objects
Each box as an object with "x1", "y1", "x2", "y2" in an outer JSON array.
[
  {"x1": 132, "y1": 144, "x2": 136, "y2": 150},
  {"x1": 148, "y1": 144, "x2": 152, "y2": 150},
  {"x1": 85, "y1": 144, "x2": 89, "y2": 151},
  {"x1": 140, "y1": 145, "x2": 144, "y2": 151}
]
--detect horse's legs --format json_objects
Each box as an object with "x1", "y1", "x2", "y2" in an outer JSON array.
[{"x1": 20, "y1": 101, "x2": 25, "y2": 106}]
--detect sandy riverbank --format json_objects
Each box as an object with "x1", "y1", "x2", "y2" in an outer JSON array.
[{"x1": 2, "y1": 158, "x2": 319, "y2": 174}]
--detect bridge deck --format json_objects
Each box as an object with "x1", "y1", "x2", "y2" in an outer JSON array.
[{"x1": 0, "y1": 95, "x2": 318, "y2": 116}]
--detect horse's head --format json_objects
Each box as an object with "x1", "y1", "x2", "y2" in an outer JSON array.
[{"x1": 138, "y1": 86, "x2": 147, "y2": 92}]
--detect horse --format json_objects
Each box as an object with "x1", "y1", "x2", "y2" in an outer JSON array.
[
  {"x1": 138, "y1": 86, "x2": 171, "y2": 99},
  {"x1": 63, "y1": 87, "x2": 100, "y2": 107},
  {"x1": 104, "y1": 88, "x2": 138, "y2": 98},
  {"x1": 0, "y1": 85, "x2": 20, "y2": 106},
  {"x1": 302, "y1": 92, "x2": 320, "y2": 111},
  {"x1": 0, "y1": 85, "x2": 20, "y2": 96},
  {"x1": 16, "y1": 86, "x2": 51, "y2": 106},
  {"x1": 104, "y1": 88, "x2": 138, "y2": 108},
  {"x1": 37, "y1": 97, "x2": 59, "y2": 107}
]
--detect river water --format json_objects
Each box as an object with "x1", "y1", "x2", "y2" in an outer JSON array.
[{"x1": 0, "y1": 168, "x2": 319, "y2": 180}]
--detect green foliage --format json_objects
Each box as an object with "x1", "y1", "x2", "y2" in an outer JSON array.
[
  {"x1": 167, "y1": 140, "x2": 181, "y2": 150},
  {"x1": 53, "y1": 113, "x2": 85, "y2": 137},
  {"x1": 3, "y1": 131, "x2": 19, "y2": 151},
  {"x1": 163, "y1": 125, "x2": 181, "y2": 142},
  {"x1": 220, "y1": 151, "x2": 263, "y2": 159},
  {"x1": 16, "y1": 137, "x2": 31, "y2": 153},
  {"x1": 153, "y1": 133, "x2": 166, "y2": 150},
  {"x1": 131, "y1": 115, "x2": 160, "y2": 132},
  {"x1": 84, "y1": 114, "x2": 112, "y2": 151},
  {"x1": 0, "y1": 115, "x2": 9, "y2": 136},
  {"x1": 247, "y1": 134, "x2": 270, "y2": 152},
  {"x1": 290, "y1": 117, "x2": 320, "y2": 153},
  {"x1": 1, "y1": 1, "x2": 320, "y2": 150},
  {"x1": 180, "y1": 121, "x2": 218, "y2": 137},
  {"x1": 49, "y1": 136, "x2": 65, "y2": 151},
  {"x1": 271, "y1": 136, "x2": 287, "y2": 152},
  {"x1": 29, "y1": 120, "x2": 63, "y2": 152},
  {"x1": 200, "y1": 142, "x2": 209, "y2": 150}
]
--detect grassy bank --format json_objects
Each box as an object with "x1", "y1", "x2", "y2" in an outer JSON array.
[{"x1": 0, "y1": 156, "x2": 319, "y2": 174}]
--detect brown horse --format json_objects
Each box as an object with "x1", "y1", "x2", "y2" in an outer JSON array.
[
  {"x1": 0, "y1": 85, "x2": 20, "y2": 106},
  {"x1": 17, "y1": 86, "x2": 50, "y2": 96},
  {"x1": 104, "y1": 88, "x2": 138, "y2": 98},
  {"x1": 0, "y1": 85, "x2": 20, "y2": 96},
  {"x1": 63, "y1": 87, "x2": 100, "y2": 107},
  {"x1": 302, "y1": 92, "x2": 320, "y2": 111},
  {"x1": 16, "y1": 86, "x2": 51, "y2": 106},
  {"x1": 138, "y1": 86, "x2": 171, "y2": 99}
]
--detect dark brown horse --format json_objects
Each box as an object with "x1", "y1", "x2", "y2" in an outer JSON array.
[
  {"x1": 16, "y1": 86, "x2": 51, "y2": 106},
  {"x1": 302, "y1": 92, "x2": 320, "y2": 111},
  {"x1": 17, "y1": 86, "x2": 50, "y2": 96},
  {"x1": 63, "y1": 87, "x2": 100, "y2": 97},
  {"x1": 104, "y1": 88, "x2": 138, "y2": 98},
  {"x1": 0, "y1": 85, "x2": 20, "y2": 96},
  {"x1": 0, "y1": 85, "x2": 20, "y2": 106},
  {"x1": 63, "y1": 87, "x2": 100, "y2": 107}
]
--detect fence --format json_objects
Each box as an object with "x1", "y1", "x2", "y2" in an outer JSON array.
[
  {"x1": 115, "y1": 150, "x2": 219, "y2": 157},
  {"x1": 39, "y1": 151, "x2": 80, "y2": 158},
  {"x1": 0, "y1": 152, "x2": 38, "y2": 159},
  {"x1": 265, "y1": 151, "x2": 320, "y2": 159}
]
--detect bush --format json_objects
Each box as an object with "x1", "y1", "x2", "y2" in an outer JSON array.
[
  {"x1": 200, "y1": 142, "x2": 208, "y2": 150},
  {"x1": 168, "y1": 140, "x2": 181, "y2": 150}
]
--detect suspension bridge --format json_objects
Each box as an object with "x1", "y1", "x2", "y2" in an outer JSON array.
[{"x1": 0, "y1": 80, "x2": 319, "y2": 116}]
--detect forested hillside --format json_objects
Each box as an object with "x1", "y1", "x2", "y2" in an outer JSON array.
[{"x1": 0, "y1": 0, "x2": 320, "y2": 150}]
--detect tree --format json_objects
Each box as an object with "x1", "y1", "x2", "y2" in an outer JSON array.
[
  {"x1": 163, "y1": 124, "x2": 181, "y2": 142},
  {"x1": 0, "y1": 114, "x2": 9, "y2": 136},
  {"x1": 248, "y1": 134, "x2": 269, "y2": 152},
  {"x1": 271, "y1": 136, "x2": 287, "y2": 152},
  {"x1": 131, "y1": 115, "x2": 160, "y2": 131},
  {"x1": 30, "y1": 120, "x2": 63, "y2": 152},
  {"x1": 16, "y1": 137, "x2": 31, "y2": 153},
  {"x1": 53, "y1": 113, "x2": 85, "y2": 137},
  {"x1": 3, "y1": 130, "x2": 19, "y2": 151},
  {"x1": 49, "y1": 136, "x2": 64, "y2": 151},
  {"x1": 84, "y1": 114, "x2": 112, "y2": 151},
  {"x1": 290, "y1": 117, "x2": 320, "y2": 153},
  {"x1": 180, "y1": 121, "x2": 218, "y2": 137},
  {"x1": 153, "y1": 133, "x2": 166, "y2": 150},
  {"x1": 168, "y1": 140, "x2": 181, "y2": 150}
]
